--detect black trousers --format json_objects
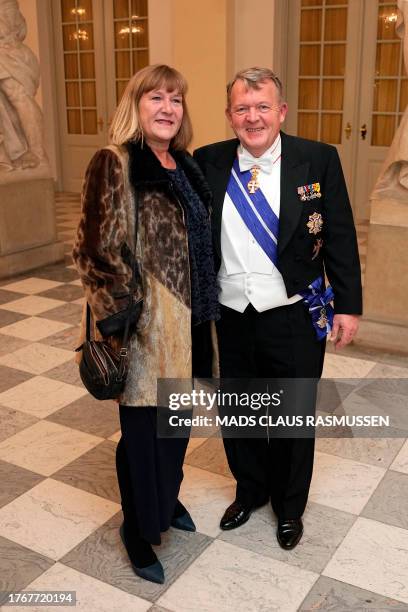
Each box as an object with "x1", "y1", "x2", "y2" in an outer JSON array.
[
  {"x1": 115, "y1": 321, "x2": 212, "y2": 544},
  {"x1": 116, "y1": 406, "x2": 189, "y2": 545},
  {"x1": 216, "y1": 301, "x2": 326, "y2": 519}
]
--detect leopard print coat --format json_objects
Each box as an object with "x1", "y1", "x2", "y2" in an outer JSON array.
[{"x1": 73, "y1": 141, "x2": 212, "y2": 406}]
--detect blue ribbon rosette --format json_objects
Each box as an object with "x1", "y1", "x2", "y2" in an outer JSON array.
[{"x1": 300, "y1": 276, "x2": 334, "y2": 341}]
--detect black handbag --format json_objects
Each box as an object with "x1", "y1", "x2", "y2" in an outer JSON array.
[{"x1": 75, "y1": 194, "x2": 141, "y2": 401}]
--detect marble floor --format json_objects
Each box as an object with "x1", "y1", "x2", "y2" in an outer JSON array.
[{"x1": 0, "y1": 195, "x2": 407, "y2": 611}]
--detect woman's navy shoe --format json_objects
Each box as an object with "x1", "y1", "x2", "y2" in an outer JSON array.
[
  {"x1": 119, "y1": 523, "x2": 164, "y2": 584},
  {"x1": 171, "y1": 510, "x2": 196, "y2": 532}
]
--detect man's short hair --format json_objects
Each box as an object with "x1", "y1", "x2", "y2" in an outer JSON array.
[{"x1": 226, "y1": 67, "x2": 284, "y2": 108}]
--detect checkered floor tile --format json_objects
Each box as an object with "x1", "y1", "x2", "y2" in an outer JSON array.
[{"x1": 0, "y1": 195, "x2": 407, "y2": 611}]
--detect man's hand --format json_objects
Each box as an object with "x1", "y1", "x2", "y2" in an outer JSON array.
[{"x1": 330, "y1": 314, "x2": 360, "y2": 350}]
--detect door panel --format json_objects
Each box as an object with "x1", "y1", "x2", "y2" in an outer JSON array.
[
  {"x1": 286, "y1": 0, "x2": 362, "y2": 191},
  {"x1": 103, "y1": 0, "x2": 149, "y2": 126},
  {"x1": 53, "y1": 0, "x2": 150, "y2": 192},
  {"x1": 53, "y1": 0, "x2": 108, "y2": 191},
  {"x1": 286, "y1": 0, "x2": 406, "y2": 221},
  {"x1": 355, "y1": 0, "x2": 407, "y2": 219}
]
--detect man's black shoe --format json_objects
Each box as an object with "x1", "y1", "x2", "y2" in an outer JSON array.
[
  {"x1": 220, "y1": 501, "x2": 252, "y2": 530},
  {"x1": 277, "y1": 518, "x2": 303, "y2": 550}
]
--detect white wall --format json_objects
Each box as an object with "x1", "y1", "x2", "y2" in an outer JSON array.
[
  {"x1": 173, "y1": 0, "x2": 229, "y2": 149},
  {"x1": 231, "y1": 0, "x2": 277, "y2": 76},
  {"x1": 148, "y1": 0, "x2": 173, "y2": 65}
]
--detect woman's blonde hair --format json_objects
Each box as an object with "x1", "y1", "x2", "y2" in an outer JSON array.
[{"x1": 109, "y1": 64, "x2": 193, "y2": 149}]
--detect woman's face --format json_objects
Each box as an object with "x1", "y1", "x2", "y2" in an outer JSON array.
[{"x1": 138, "y1": 87, "x2": 184, "y2": 148}]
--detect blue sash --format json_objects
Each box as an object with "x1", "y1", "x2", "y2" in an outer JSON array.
[{"x1": 226, "y1": 158, "x2": 279, "y2": 266}]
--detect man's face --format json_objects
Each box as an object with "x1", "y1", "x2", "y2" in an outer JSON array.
[{"x1": 226, "y1": 79, "x2": 288, "y2": 157}]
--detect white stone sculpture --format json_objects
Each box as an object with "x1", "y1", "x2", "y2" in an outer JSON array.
[
  {"x1": 0, "y1": 0, "x2": 49, "y2": 177},
  {"x1": 371, "y1": 0, "x2": 408, "y2": 202}
]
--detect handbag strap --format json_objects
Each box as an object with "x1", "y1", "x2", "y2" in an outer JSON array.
[
  {"x1": 85, "y1": 300, "x2": 91, "y2": 342},
  {"x1": 85, "y1": 188, "x2": 140, "y2": 349}
]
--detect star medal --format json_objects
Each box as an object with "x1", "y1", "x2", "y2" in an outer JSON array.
[
  {"x1": 247, "y1": 166, "x2": 260, "y2": 194},
  {"x1": 312, "y1": 238, "x2": 323, "y2": 260},
  {"x1": 307, "y1": 212, "x2": 323, "y2": 235},
  {"x1": 317, "y1": 307, "x2": 328, "y2": 329}
]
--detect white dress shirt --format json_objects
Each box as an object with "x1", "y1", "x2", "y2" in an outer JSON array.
[{"x1": 218, "y1": 134, "x2": 302, "y2": 312}]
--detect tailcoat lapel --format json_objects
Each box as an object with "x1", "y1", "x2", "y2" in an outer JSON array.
[
  {"x1": 208, "y1": 139, "x2": 239, "y2": 259},
  {"x1": 278, "y1": 132, "x2": 310, "y2": 255}
]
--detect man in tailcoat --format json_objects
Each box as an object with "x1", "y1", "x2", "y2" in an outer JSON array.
[{"x1": 194, "y1": 67, "x2": 362, "y2": 549}]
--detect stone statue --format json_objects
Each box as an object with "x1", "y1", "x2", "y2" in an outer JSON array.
[
  {"x1": 0, "y1": 0, "x2": 48, "y2": 173},
  {"x1": 371, "y1": 0, "x2": 408, "y2": 203}
]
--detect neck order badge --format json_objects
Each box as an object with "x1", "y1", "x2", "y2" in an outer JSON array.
[{"x1": 247, "y1": 166, "x2": 261, "y2": 194}]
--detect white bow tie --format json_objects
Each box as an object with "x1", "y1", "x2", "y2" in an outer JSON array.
[{"x1": 238, "y1": 150, "x2": 274, "y2": 174}]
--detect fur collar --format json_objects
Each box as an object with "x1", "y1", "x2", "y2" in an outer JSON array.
[{"x1": 126, "y1": 140, "x2": 212, "y2": 210}]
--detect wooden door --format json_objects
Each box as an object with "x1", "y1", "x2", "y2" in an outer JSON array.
[
  {"x1": 285, "y1": 0, "x2": 407, "y2": 221},
  {"x1": 286, "y1": 0, "x2": 361, "y2": 189},
  {"x1": 53, "y1": 0, "x2": 150, "y2": 192},
  {"x1": 53, "y1": 0, "x2": 108, "y2": 192},
  {"x1": 354, "y1": 1, "x2": 407, "y2": 219},
  {"x1": 103, "y1": 0, "x2": 149, "y2": 128}
]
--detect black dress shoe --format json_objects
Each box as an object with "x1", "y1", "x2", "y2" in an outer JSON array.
[
  {"x1": 277, "y1": 518, "x2": 303, "y2": 550},
  {"x1": 220, "y1": 501, "x2": 252, "y2": 530}
]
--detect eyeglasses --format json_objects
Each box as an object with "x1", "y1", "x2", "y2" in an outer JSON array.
[{"x1": 230, "y1": 104, "x2": 282, "y2": 116}]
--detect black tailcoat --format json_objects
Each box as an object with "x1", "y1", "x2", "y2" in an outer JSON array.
[{"x1": 194, "y1": 131, "x2": 362, "y2": 314}]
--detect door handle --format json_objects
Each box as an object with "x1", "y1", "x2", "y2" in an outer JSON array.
[
  {"x1": 97, "y1": 117, "x2": 104, "y2": 131},
  {"x1": 344, "y1": 122, "x2": 352, "y2": 140},
  {"x1": 360, "y1": 123, "x2": 367, "y2": 140}
]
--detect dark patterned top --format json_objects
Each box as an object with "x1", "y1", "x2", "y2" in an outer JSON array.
[{"x1": 166, "y1": 165, "x2": 220, "y2": 325}]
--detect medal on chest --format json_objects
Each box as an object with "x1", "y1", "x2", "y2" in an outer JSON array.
[{"x1": 307, "y1": 212, "x2": 323, "y2": 235}]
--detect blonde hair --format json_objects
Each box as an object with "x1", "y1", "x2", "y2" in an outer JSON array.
[
  {"x1": 227, "y1": 67, "x2": 284, "y2": 108},
  {"x1": 109, "y1": 64, "x2": 193, "y2": 149}
]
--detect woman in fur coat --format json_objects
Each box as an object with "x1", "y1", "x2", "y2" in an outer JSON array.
[{"x1": 73, "y1": 64, "x2": 219, "y2": 585}]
